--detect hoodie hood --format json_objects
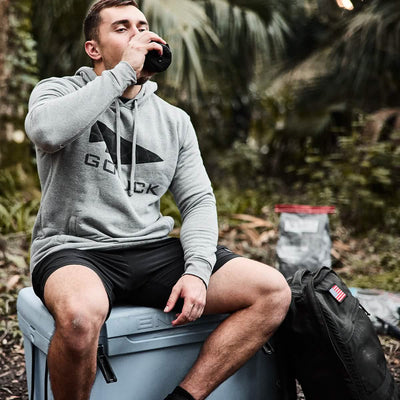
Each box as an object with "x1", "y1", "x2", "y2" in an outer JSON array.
[
  {"x1": 75, "y1": 66, "x2": 158, "y2": 195},
  {"x1": 76, "y1": 65, "x2": 98, "y2": 83}
]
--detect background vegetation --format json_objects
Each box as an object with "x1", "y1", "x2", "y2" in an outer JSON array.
[
  {"x1": 1, "y1": 0, "x2": 400, "y2": 363},
  {"x1": 0, "y1": 0, "x2": 399, "y2": 396}
]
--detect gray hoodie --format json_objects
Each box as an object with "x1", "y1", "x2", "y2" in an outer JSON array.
[{"x1": 25, "y1": 61, "x2": 218, "y2": 286}]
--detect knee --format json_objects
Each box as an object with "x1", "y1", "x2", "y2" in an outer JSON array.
[
  {"x1": 255, "y1": 267, "x2": 291, "y2": 325},
  {"x1": 272, "y1": 274, "x2": 292, "y2": 318},
  {"x1": 53, "y1": 301, "x2": 107, "y2": 356}
]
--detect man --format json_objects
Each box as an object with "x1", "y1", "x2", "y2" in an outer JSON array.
[{"x1": 24, "y1": 1, "x2": 291, "y2": 399}]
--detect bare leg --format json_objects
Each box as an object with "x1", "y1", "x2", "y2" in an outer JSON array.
[
  {"x1": 44, "y1": 265, "x2": 109, "y2": 400},
  {"x1": 180, "y1": 258, "x2": 291, "y2": 400}
]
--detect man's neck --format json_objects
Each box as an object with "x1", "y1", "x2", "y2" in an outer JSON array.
[{"x1": 122, "y1": 84, "x2": 142, "y2": 99}]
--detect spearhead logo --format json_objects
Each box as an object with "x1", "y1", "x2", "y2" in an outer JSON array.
[
  {"x1": 89, "y1": 121, "x2": 163, "y2": 165},
  {"x1": 84, "y1": 121, "x2": 164, "y2": 196}
]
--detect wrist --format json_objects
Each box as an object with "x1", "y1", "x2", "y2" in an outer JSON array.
[{"x1": 182, "y1": 273, "x2": 207, "y2": 289}]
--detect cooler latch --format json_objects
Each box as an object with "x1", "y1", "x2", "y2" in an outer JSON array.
[{"x1": 97, "y1": 344, "x2": 118, "y2": 383}]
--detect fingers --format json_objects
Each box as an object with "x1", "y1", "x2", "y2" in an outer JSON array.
[
  {"x1": 164, "y1": 283, "x2": 181, "y2": 313},
  {"x1": 121, "y1": 31, "x2": 166, "y2": 73},
  {"x1": 169, "y1": 275, "x2": 207, "y2": 326},
  {"x1": 172, "y1": 300, "x2": 205, "y2": 326},
  {"x1": 132, "y1": 31, "x2": 165, "y2": 54},
  {"x1": 130, "y1": 30, "x2": 166, "y2": 48},
  {"x1": 139, "y1": 31, "x2": 166, "y2": 45},
  {"x1": 165, "y1": 275, "x2": 207, "y2": 326}
]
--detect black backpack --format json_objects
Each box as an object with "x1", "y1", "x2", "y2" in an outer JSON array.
[{"x1": 276, "y1": 266, "x2": 399, "y2": 400}]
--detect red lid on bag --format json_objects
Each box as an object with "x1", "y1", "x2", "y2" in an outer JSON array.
[{"x1": 274, "y1": 204, "x2": 336, "y2": 214}]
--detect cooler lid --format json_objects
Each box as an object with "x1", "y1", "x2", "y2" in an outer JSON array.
[
  {"x1": 105, "y1": 305, "x2": 226, "y2": 338},
  {"x1": 17, "y1": 287, "x2": 227, "y2": 344},
  {"x1": 104, "y1": 306, "x2": 227, "y2": 356},
  {"x1": 17, "y1": 287, "x2": 55, "y2": 353}
]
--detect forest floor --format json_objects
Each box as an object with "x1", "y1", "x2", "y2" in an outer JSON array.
[{"x1": 0, "y1": 214, "x2": 399, "y2": 399}]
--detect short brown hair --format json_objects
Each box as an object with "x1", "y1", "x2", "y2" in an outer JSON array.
[{"x1": 84, "y1": 0, "x2": 139, "y2": 41}]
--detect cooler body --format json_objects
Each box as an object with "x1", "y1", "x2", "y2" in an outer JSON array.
[{"x1": 17, "y1": 287, "x2": 279, "y2": 400}]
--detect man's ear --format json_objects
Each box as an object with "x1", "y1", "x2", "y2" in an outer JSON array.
[{"x1": 85, "y1": 40, "x2": 102, "y2": 62}]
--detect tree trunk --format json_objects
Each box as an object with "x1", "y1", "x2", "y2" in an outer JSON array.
[
  {"x1": 0, "y1": 0, "x2": 10, "y2": 140},
  {"x1": 0, "y1": 0, "x2": 38, "y2": 169}
]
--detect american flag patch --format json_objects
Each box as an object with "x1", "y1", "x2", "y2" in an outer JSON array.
[{"x1": 329, "y1": 285, "x2": 347, "y2": 302}]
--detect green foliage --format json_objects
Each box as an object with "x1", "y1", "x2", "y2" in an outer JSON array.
[
  {"x1": 329, "y1": 0, "x2": 400, "y2": 110},
  {"x1": 0, "y1": 166, "x2": 40, "y2": 235},
  {"x1": 160, "y1": 186, "x2": 277, "y2": 230},
  {"x1": 349, "y1": 270, "x2": 400, "y2": 292},
  {"x1": 294, "y1": 128, "x2": 400, "y2": 233},
  {"x1": 214, "y1": 185, "x2": 271, "y2": 217},
  {"x1": 5, "y1": 0, "x2": 38, "y2": 128},
  {"x1": 0, "y1": 198, "x2": 39, "y2": 235},
  {"x1": 213, "y1": 105, "x2": 400, "y2": 235},
  {"x1": 160, "y1": 191, "x2": 181, "y2": 227},
  {"x1": 0, "y1": 244, "x2": 31, "y2": 345},
  {"x1": 32, "y1": 0, "x2": 90, "y2": 79},
  {"x1": 339, "y1": 230, "x2": 400, "y2": 292}
]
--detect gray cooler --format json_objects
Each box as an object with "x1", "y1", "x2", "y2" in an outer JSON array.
[{"x1": 17, "y1": 287, "x2": 279, "y2": 400}]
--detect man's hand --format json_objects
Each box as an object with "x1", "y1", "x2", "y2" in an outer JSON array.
[
  {"x1": 121, "y1": 31, "x2": 165, "y2": 80},
  {"x1": 164, "y1": 275, "x2": 207, "y2": 326}
]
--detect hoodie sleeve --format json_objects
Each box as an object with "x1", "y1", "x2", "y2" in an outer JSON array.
[
  {"x1": 169, "y1": 117, "x2": 218, "y2": 287},
  {"x1": 25, "y1": 62, "x2": 136, "y2": 153}
]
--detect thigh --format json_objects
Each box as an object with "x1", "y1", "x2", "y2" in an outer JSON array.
[
  {"x1": 204, "y1": 257, "x2": 288, "y2": 315},
  {"x1": 44, "y1": 264, "x2": 109, "y2": 322},
  {"x1": 32, "y1": 250, "x2": 111, "y2": 321}
]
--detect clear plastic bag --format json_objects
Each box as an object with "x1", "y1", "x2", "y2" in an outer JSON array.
[{"x1": 275, "y1": 204, "x2": 335, "y2": 278}]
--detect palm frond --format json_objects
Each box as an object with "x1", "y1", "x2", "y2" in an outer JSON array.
[
  {"x1": 267, "y1": 0, "x2": 400, "y2": 118},
  {"x1": 32, "y1": 0, "x2": 91, "y2": 78},
  {"x1": 142, "y1": 0, "x2": 219, "y2": 93},
  {"x1": 205, "y1": 0, "x2": 291, "y2": 61},
  {"x1": 329, "y1": 0, "x2": 400, "y2": 109}
]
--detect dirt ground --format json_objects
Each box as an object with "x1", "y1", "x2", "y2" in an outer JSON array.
[
  {"x1": 0, "y1": 337, "x2": 28, "y2": 400},
  {"x1": 0, "y1": 332, "x2": 399, "y2": 399}
]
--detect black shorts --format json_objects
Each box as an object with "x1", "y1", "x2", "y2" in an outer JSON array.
[{"x1": 32, "y1": 237, "x2": 241, "y2": 315}]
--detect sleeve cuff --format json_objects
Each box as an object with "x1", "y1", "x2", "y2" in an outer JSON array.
[
  {"x1": 109, "y1": 61, "x2": 137, "y2": 88},
  {"x1": 183, "y1": 260, "x2": 213, "y2": 288}
]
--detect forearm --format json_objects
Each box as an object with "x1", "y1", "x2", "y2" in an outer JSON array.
[
  {"x1": 169, "y1": 116, "x2": 219, "y2": 286},
  {"x1": 180, "y1": 192, "x2": 218, "y2": 286},
  {"x1": 25, "y1": 62, "x2": 136, "y2": 152}
]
